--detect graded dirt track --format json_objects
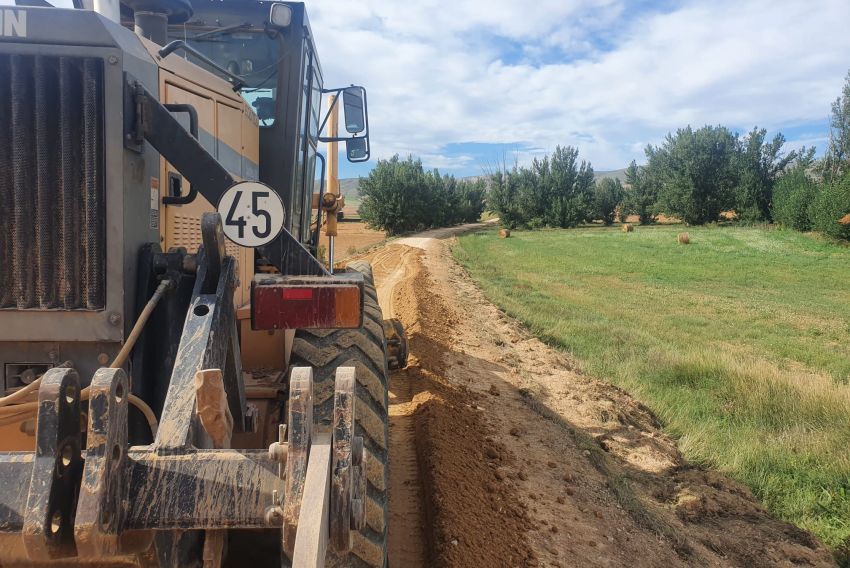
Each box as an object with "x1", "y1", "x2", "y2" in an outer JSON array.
[
  {"x1": 320, "y1": 221, "x2": 386, "y2": 263},
  {"x1": 356, "y1": 224, "x2": 837, "y2": 568}
]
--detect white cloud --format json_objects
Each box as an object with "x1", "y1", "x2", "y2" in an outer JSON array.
[
  {"x1": 310, "y1": 0, "x2": 850, "y2": 171},
  {"x1": 417, "y1": 153, "x2": 475, "y2": 171}
]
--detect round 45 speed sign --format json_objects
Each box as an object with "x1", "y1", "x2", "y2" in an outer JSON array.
[{"x1": 217, "y1": 182, "x2": 285, "y2": 247}]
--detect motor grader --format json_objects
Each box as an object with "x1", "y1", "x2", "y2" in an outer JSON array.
[{"x1": 0, "y1": 0, "x2": 405, "y2": 565}]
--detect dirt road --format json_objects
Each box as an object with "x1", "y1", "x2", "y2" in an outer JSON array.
[
  {"x1": 321, "y1": 220, "x2": 386, "y2": 263},
  {"x1": 359, "y1": 224, "x2": 836, "y2": 568}
]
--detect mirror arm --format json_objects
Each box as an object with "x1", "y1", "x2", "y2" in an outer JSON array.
[
  {"x1": 317, "y1": 92, "x2": 341, "y2": 139},
  {"x1": 318, "y1": 85, "x2": 369, "y2": 136},
  {"x1": 318, "y1": 136, "x2": 361, "y2": 143}
]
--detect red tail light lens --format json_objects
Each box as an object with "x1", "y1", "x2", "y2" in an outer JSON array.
[
  {"x1": 251, "y1": 275, "x2": 364, "y2": 330},
  {"x1": 281, "y1": 288, "x2": 314, "y2": 301}
]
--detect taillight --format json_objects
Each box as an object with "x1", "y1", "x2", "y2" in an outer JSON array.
[
  {"x1": 251, "y1": 275, "x2": 364, "y2": 330},
  {"x1": 281, "y1": 288, "x2": 314, "y2": 301}
]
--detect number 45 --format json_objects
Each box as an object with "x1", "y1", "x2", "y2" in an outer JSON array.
[{"x1": 225, "y1": 190, "x2": 272, "y2": 239}]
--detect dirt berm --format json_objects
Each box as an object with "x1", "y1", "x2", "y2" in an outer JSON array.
[{"x1": 357, "y1": 224, "x2": 835, "y2": 568}]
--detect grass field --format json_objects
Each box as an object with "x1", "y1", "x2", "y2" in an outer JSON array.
[
  {"x1": 343, "y1": 195, "x2": 361, "y2": 211},
  {"x1": 454, "y1": 224, "x2": 850, "y2": 551}
]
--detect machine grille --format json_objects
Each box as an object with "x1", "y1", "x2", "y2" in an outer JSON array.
[
  {"x1": 171, "y1": 214, "x2": 241, "y2": 259},
  {"x1": 0, "y1": 54, "x2": 106, "y2": 310}
]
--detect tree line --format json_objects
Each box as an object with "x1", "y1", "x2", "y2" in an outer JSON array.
[
  {"x1": 772, "y1": 71, "x2": 850, "y2": 240},
  {"x1": 484, "y1": 126, "x2": 820, "y2": 231},
  {"x1": 629, "y1": 70, "x2": 850, "y2": 239},
  {"x1": 358, "y1": 70, "x2": 850, "y2": 240},
  {"x1": 488, "y1": 70, "x2": 850, "y2": 240},
  {"x1": 358, "y1": 155, "x2": 486, "y2": 235},
  {"x1": 487, "y1": 123, "x2": 832, "y2": 231}
]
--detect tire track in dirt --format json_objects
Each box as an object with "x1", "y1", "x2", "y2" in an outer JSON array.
[
  {"x1": 372, "y1": 238, "x2": 535, "y2": 568},
  {"x1": 373, "y1": 245, "x2": 429, "y2": 567},
  {"x1": 386, "y1": 363, "x2": 427, "y2": 566},
  {"x1": 363, "y1": 224, "x2": 836, "y2": 568},
  {"x1": 369, "y1": 246, "x2": 419, "y2": 319}
]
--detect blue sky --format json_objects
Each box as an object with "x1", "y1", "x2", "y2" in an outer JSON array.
[{"x1": 306, "y1": 0, "x2": 850, "y2": 178}]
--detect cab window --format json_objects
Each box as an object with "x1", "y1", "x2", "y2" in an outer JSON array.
[{"x1": 167, "y1": 26, "x2": 282, "y2": 126}]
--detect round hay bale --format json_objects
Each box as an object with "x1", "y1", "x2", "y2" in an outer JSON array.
[
  {"x1": 499, "y1": 228, "x2": 511, "y2": 239},
  {"x1": 677, "y1": 232, "x2": 690, "y2": 245},
  {"x1": 622, "y1": 224, "x2": 634, "y2": 233}
]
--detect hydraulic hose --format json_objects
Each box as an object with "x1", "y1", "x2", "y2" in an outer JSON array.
[
  {"x1": 110, "y1": 279, "x2": 171, "y2": 370},
  {"x1": 0, "y1": 280, "x2": 172, "y2": 436}
]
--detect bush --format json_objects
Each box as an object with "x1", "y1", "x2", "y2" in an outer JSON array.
[
  {"x1": 359, "y1": 155, "x2": 429, "y2": 235},
  {"x1": 593, "y1": 178, "x2": 623, "y2": 225},
  {"x1": 488, "y1": 145, "x2": 595, "y2": 229},
  {"x1": 622, "y1": 160, "x2": 657, "y2": 224},
  {"x1": 772, "y1": 169, "x2": 819, "y2": 231},
  {"x1": 810, "y1": 172, "x2": 850, "y2": 240},
  {"x1": 643, "y1": 125, "x2": 799, "y2": 225},
  {"x1": 454, "y1": 179, "x2": 487, "y2": 224},
  {"x1": 358, "y1": 155, "x2": 486, "y2": 235},
  {"x1": 734, "y1": 128, "x2": 794, "y2": 223},
  {"x1": 647, "y1": 125, "x2": 739, "y2": 225},
  {"x1": 822, "y1": 70, "x2": 850, "y2": 181},
  {"x1": 487, "y1": 170, "x2": 525, "y2": 229}
]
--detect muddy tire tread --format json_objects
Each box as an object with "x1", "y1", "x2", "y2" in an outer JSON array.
[{"x1": 289, "y1": 261, "x2": 389, "y2": 568}]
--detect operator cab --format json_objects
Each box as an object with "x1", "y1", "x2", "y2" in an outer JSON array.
[{"x1": 145, "y1": 0, "x2": 369, "y2": 251}]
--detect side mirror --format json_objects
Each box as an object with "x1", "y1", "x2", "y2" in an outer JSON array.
[
  {"x1": 342, "y1": 87, "x2": 366, "y2": 134},
  {"x1": 319, "y1": 85, "x2": 370, "y2": 163},
  {"x1": 346, "y1": 137, "x2": 369, "y2": 162},
  {"x1": 269, "y1": 3, "x2": 293, "y2": 28}
]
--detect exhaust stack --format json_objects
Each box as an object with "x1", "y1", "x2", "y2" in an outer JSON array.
[
  {"x1": 122, "y1": 0, "x2": 192, "y2": 46},
  {"x1": 133, "y1": 9, "x2": 168, "y2": 45}
]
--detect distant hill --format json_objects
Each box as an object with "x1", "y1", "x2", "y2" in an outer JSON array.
[
  {"x1": 338, "y1": 178, "x2": 361, "y2": 198},
  {"x1": 594, "y1": 169, "x2": 628, "y2": 183}
]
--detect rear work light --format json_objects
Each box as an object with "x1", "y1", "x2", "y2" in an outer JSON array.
[{"x1": 251, "y1": 274, "x2": 364, "y2": 330}]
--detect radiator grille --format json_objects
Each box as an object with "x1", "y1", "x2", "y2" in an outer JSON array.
[
  {"x1": 0, "y1": 54, "x2": 106, "y2": 310},
  {"x1": 171, "y1": 214, "x2": 241, "y2": 258}
]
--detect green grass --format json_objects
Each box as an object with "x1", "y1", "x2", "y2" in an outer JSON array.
[
  {"x1": 344, "y1": 196, "x2": 361, "y2": 210},
  {"x1": 454, "y1": 225, "x2": 850, "y2": 550}
]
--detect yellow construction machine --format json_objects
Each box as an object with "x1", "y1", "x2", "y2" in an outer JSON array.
[{"x1": 0, "y1": 0, "x2": 402, "y2": 565}]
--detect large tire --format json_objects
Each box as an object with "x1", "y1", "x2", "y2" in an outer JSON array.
[{"x1": 289, "y1": 261, "x2": 389, "y2": 568}]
